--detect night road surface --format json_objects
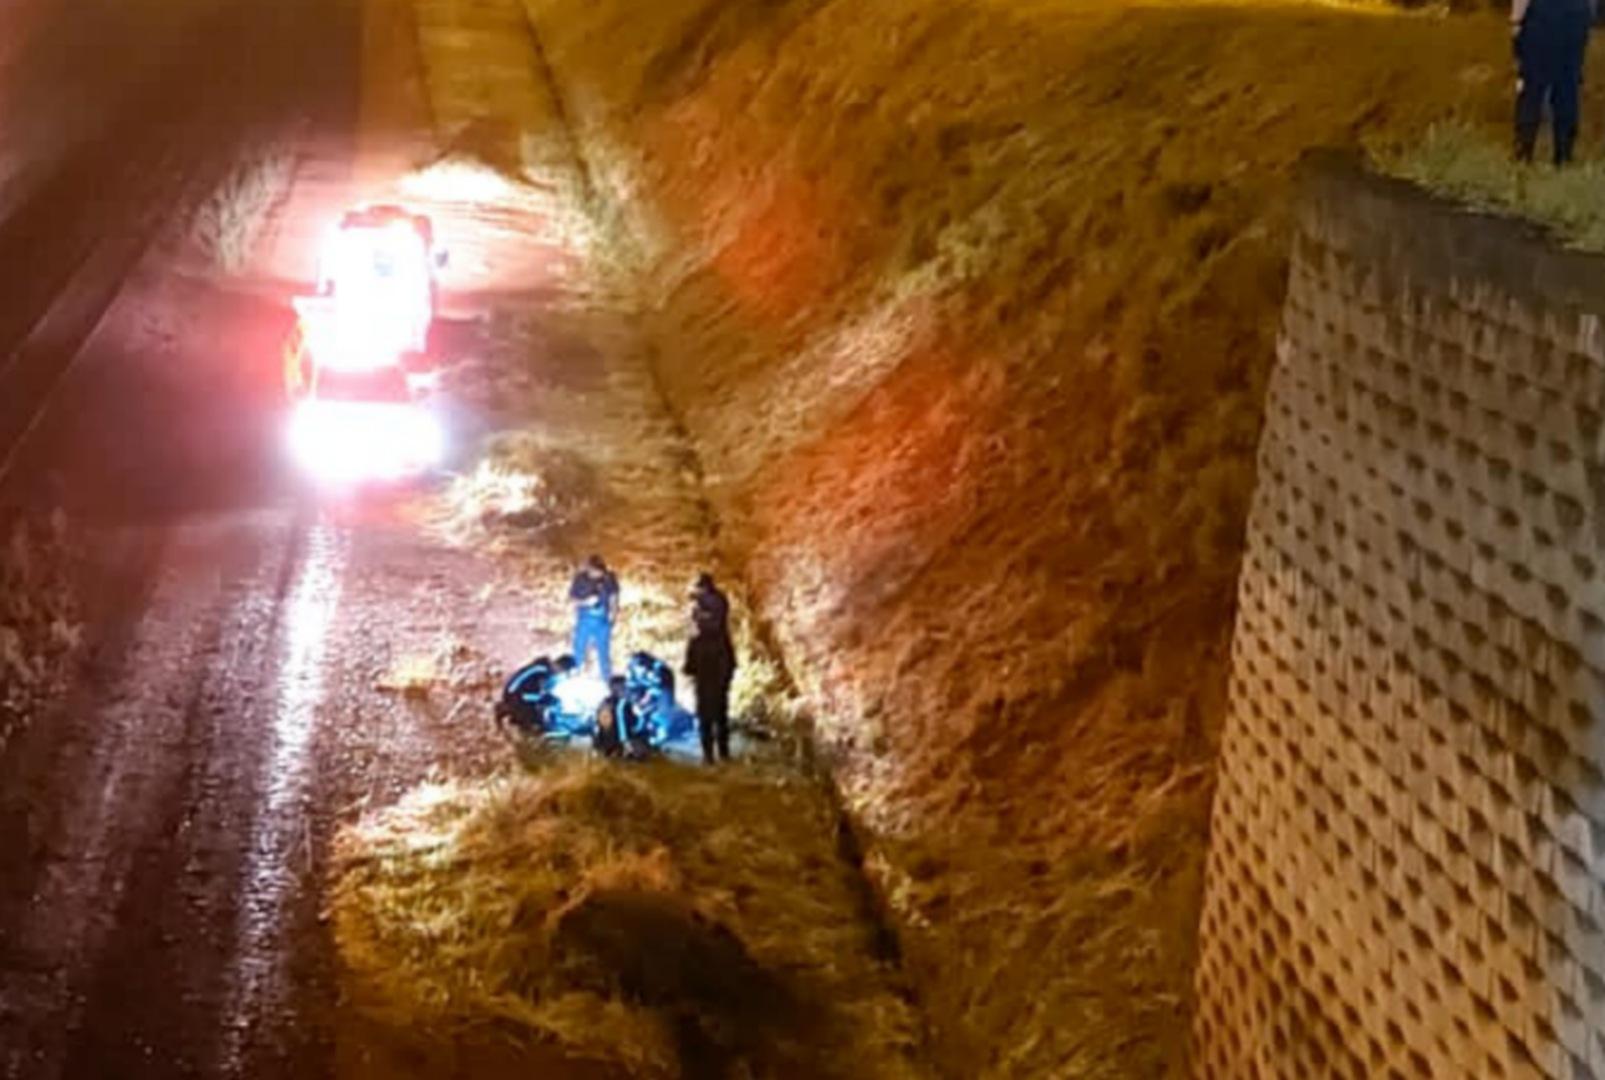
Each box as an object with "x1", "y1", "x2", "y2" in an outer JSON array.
[{"x1": 0, "y1": 0, "x2": 610, "y2": 1076}]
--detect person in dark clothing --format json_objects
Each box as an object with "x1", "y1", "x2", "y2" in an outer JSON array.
[
  {"x1": 569, "y1": 555, "x2": 620, "y2": 681},
  {"x1": 627, "y1": 650, "x2": 676, "y2": 705},
  {"x1": 689, "y1": 573, "x2": 730, "y2": 636},
  {"x1": 593, "y1": 676, "x2": 626, "y2": 758},
  {"x1": 496, "y1": 656, "x2": 559, "y2": 736},
  {"x1": 1514, "y1": 0, "x2": 1596, "y2": 165},
  {"x1": 683, "y1": 621, "x2": 737, "y2": 764},
  {"x1": 627, "y1": 650, "x2": 674, "y2": 694}
]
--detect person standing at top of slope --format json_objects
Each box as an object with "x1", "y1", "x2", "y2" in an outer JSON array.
[
  {"x1": 1513, "y1": 0, "x2": 1596, "y2": 165},
  {"x1": 570, "y1": 555, "x2": 620, "y2": 682}
]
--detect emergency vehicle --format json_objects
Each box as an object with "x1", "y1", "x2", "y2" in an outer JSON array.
[
  {"x1": 317, "y1": 204, "x2": 442, "y2": 355},
  {"x1": 282, "y1": 204, "x2": 447, "y2": 483}
]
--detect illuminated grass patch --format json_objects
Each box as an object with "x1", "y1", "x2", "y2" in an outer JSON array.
[
  {"x1": 190, "y1": 142, "x2": 294, "y2": 274},
  {"x1": 329, "y1": 758, "x2": 928, "y2": 1077},
  {"x1": 1376, "y1": 121, "x2": 1605, "y2": 250}
]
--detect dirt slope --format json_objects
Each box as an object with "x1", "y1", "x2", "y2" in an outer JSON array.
[{"x1": 510, "y1": 3, "x2": 1597, "y2": 1075}]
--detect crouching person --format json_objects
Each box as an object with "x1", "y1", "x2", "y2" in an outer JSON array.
[
  {"x1": 496, "y1": 656, "x2": 557, "y2": 737},
  {"x1": 593, "y1": 676, "x2": 627, "y2": 758},
  {"x1": 595, "y1": 675, "x2": 657, "y2": 760}
]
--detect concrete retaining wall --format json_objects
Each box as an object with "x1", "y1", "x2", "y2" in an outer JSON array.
[{"x1": 1195, "y1": 156, "x2": 1605, "y2": 1079}]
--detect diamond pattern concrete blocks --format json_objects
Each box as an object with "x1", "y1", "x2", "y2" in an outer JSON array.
[{"x1": 1195, "y1": 160, "x2": 1605, "y2": 1079}]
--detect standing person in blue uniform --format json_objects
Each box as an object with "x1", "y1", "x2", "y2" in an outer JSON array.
[
  {"x1": 1513, "y1": 0, "x2": 1596, "y2": 165},
  {"x1": 569, "y1": 555, "x2": 620, "y2": 682}
]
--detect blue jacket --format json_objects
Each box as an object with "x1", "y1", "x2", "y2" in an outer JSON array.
[{"x1": 570, "y1": 569, "x2": 619, "y2": 622}]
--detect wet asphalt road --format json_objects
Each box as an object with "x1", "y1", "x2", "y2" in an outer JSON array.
[{"x1": 0, "y1": 1, "x2": 536, "y2": 1075}]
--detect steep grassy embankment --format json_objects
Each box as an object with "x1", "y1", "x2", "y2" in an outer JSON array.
[{"x1": 521, "y1": 3, "x2": 1601, "y2": 1075}]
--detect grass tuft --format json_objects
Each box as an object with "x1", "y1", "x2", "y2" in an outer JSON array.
[
  {"x1": 1375, "y1": 120, "x2": 1605, "y2": 250},
  {"x1": 0, "y1": 509, "x2": 81, "y2": 746},
  {"x1": 330, "y1": 757, "x2": 929, "y2": 1078},
  {"x1": 189, "y1": 143, "x2": 295, "y2": 274},
  {"x1": 447, "y1": 431, "x2": 600, "y2": 538}
]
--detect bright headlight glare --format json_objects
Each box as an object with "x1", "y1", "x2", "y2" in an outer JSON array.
[{"x1": 289, "y1": 401, "x2": 443, "y2": 483}]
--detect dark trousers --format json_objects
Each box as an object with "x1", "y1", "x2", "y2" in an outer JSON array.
[
  {"x1": 1516, "y1": 9, "x2": 1593, "y2": 165},
  {"x1": 695, "y1": 682, "x2": 731, "y2": 763}
]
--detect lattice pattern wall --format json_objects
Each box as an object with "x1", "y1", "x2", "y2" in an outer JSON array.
[{"x1": 1194, "y1": 159, "x2": 1605, "y2": 1080}]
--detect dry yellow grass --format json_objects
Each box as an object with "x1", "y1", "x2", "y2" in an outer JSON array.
[
  {"x1": 187, "y1": 140, "x2": 295, "y2": 274},
  {"x1": 330, "y1": 18, "x2": 879, "y2": 1072},
  {"x1": 1377, "y1": 119, "x2": 1605, "y2": 248},
  {"x1": 345, "y1": 0, "x2": 1605, "y2": 1073},
  {"x1": 447, "y1": 430, "x2": 600, "y2": 537},
  {"x1": 434, "y1": 299, "x2": 796, "y2": 724},
  {"x1": 330, "y1": 758, "x2": 929, "y2": 1079},
  {"x1": 520, "y1": 2, "x2": 1591, "y2": 1075}
]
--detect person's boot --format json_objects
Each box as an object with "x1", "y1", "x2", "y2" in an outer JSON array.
[{"x1": 1555, "y1": 132, "x2": 1576, "y2": 166}]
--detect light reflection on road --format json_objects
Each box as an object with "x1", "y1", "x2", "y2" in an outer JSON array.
[{"x1": 220, "y1": 521, "x2": 346, "y2": 1074}]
